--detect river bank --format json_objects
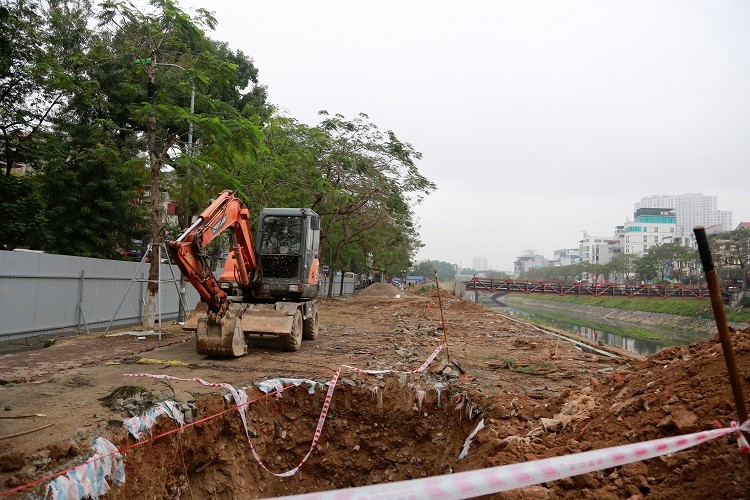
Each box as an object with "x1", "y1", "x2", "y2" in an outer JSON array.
[{"x1": 496, "y1": 294, "x2": 750, "y2": 345}]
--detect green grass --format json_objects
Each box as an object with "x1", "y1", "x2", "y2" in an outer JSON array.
[
  {"x1": 512, "y1": 294, "x2": 750, "y2": 322},
  {"x1": 505, "y1": 301, "x2": 686, "y2": 344}
]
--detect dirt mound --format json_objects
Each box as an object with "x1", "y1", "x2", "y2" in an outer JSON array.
[
  {"x1": 468, "y1": 326, "x2": 750, "y2": 498},
  {"x1": 354, "y1": 282, "x2": 402, "y2": 298}
]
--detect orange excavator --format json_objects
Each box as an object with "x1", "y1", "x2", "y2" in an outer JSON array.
[{"x1": 169, "y1": 190, "x2": 321, "y2": 357}]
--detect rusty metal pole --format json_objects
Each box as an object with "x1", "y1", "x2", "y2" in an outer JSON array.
[
  {"x1": 694, "y1": 226, "x2": 749, "y2": 448},
  {"x1": 433, "y1": 269, "x2": 451, "y2": 363}
]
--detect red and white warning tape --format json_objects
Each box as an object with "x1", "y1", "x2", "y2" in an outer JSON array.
[
  {"x1": 273, "y1": 419, "x2": 750, "y2": 500},
  {"x1": 123, "y1": 342, "x2": 448, "y2": 478},
  {"x1": 125, "y1": 370, "x2": 341, "y2": 477},
  {"x1": 342, "y1": 343, "x2": 446, "y2": 375}
]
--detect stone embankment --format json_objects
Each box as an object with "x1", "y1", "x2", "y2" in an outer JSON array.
[{"x1": 499, "y1": 294, "x2": 749, "y2": 343}]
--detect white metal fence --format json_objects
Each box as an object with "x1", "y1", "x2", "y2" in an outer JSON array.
[
  {"x1": 0, "y1": 250, "x2": 359, "y2": 341},
  {"x1": 319, "y1": 275, "x2": 357, "y2": 296},
  {"x1": 0, "y1": 250, "x2": 199, "y2": 341}
]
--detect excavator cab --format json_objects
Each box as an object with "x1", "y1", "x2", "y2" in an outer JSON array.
[{"x1": 255, "y1": 208, "x2": 321, "y2": 299}]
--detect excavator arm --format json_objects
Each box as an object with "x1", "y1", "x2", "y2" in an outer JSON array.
[{"x1": 168, "y1": 190, "x2": 259, "y2": 316}]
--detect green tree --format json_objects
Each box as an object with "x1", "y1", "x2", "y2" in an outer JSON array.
[
  {"x1": 28, "y1": 0, "x2": 150, "y2": 257},
  {"x1": 646, "y1": 243, "x2": 694, "y2": 282},
  {"x1": 308, "y1": 112, "x2": 435, "y2": 293},
  {"x1": 0, "y1": 1, "x2": 59, "y2": 178},
  {"x1": 711, "y1": 228, "x2": 750, "y2": 289},
  {"x1": 607, "y1": 253, "x2": 635, "y2": 283},
  {"x1": 633, "y1": 253, "x2": 657, "y2": 283},
  {"x1": 98, "y1": 0, "x2": 262, "y2": 328},
  {"x1": 0, "y1": 174, "x2": 49, "y2": 250},
  {"x1": 411, "y1": 260, "x2": 455, "y2": 280}
]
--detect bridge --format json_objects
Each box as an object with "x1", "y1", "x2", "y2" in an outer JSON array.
[{"x1": 465, "y1": 278, "x2": 717, "y2": 299}]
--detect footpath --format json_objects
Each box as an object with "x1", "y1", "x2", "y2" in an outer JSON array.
[{"x1": 0, "y1": 330, "x2": 190, "y2": 384}]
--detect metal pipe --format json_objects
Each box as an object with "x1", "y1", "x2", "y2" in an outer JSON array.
[
  {"x1": 176, "y1": 216, "x2": 203, "y2": 243},
  {"x1": 694, "y1": 226, "x2": 749, "y2": 461},
  {"x1": 158, "y1": 243, "x2": 162, "y2": 340},
  {"x1": 76, "y1": 270, "x2": 85, "y2": 334}
]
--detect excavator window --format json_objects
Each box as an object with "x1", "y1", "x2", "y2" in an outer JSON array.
[{"x1": 260, "y1": 216, "x2": 303, "y2": 255}]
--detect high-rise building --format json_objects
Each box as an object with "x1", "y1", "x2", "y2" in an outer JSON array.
[
  {"x1": 472, "y1": 256, "x2": 488, "y2": 271},
  {"x1": 634, "y1": 193, "x2": 732, "y2": 247},
  {"x1": 622, "y1": 208, "x2": 677, "y2": 255}
]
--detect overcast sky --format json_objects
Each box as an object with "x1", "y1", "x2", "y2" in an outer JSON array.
[{"x1": 182, "y1": 0, "x2": 750, "y2": 272}]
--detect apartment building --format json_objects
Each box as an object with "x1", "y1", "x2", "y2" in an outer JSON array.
[
  {"x1": 472, "y1": 256, "x2": 488, "y2": 271},
  {"x1": 552, "y1": 248, "x2": 580, "y2": 266},
  {"x1": 634, "y1": 193, "x2": 732, "y2": 247},
  {"x1": 579, "y1": 235, "x2": 614, "y2": 264},
  {"x1": 514, "y1": 249, "x2": 549, "y2": 276},
  {"x1": 622, "y1": 208, "x2": 677, "y2": 255}
]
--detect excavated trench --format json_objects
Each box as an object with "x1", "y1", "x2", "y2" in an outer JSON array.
[{"x1": 107, "y1": 377, "x2": 483, "y2": 499}]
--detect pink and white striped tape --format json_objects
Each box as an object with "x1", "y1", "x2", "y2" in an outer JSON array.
[
  {"x1": 342, "y1": 343, "x2": 446, "y2": 375},
  {"x1": 124, "y1": 342, "x2": 447, "y2": 478},
  {"x1": 125, "y1": 369, "x2": 341, "y2": 477},
  {"x1": 273, "y1": 420, "x2": 750, "y2": 500}
]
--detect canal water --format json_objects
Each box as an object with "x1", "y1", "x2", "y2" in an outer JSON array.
[{"x1": 485, "y1": 302, "x2": 670, "y2": 357}]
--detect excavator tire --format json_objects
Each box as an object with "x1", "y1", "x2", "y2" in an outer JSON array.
[
  {"x1": 195, "y1": 314, "x2": 247, "y2": 357},
  {"x1": 302, "y1": 306, "x2": 319, "y2": 340},
  {"x1": 279, "y1": 310, "x2": 303, "y2": 351}
]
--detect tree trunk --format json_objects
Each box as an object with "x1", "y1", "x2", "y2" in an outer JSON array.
[
  {"x1": 4, "y1": 134, "x2": 13, "y2": 178},
  {"x1": 143, "y1": 76, "x2": 162, "y2": 330},
  {"x1": 338, "y1": 270, "x2": 345, "y2": 296}
]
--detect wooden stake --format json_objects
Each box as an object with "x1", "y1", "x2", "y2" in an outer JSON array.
[
  {"x1": 433, "y1": 269, "x2": 451, "y2": 363},
  {"x1": 694, "y1": 226, "x2": 750, "y2": 462}
]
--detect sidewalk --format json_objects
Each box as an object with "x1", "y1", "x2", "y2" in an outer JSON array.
[{"x1": 0, "y1": 331, "x2": 191, "y2": 384}]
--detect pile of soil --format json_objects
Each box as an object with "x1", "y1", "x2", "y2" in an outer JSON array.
[
  {"x1": 354, "y1": 282, "x2": 402, "y2": 298},
  {"x1": 464, "y1": 326, "x2": 750, "y2": 499}
]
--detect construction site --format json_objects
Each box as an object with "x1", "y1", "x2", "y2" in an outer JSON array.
[{"x1": 0, "y1": 282, "x2": 749, "y2": 499}]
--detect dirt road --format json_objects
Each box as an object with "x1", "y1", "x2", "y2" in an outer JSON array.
[{"x1": 1, "y1": 285, "x2": 748, "y2": 498}]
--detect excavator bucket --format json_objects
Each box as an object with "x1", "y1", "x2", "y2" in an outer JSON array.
[
  {"x1": 195, "y1": 310, "x2": 247, "y2": 357},
  {"x1": 187, "y1": 302, "x2": 303, "y2": 356}
]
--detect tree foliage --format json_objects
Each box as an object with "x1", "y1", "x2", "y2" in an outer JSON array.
[
  {"x1": 0, "y1": 0, "x2": 436, "y2": 298},
  {"x1": 711, "y1": 228, "x2": 750, "y2": 289},
  {"x1": 411, "y1": 260, "x2": 455, "y2": 280}
]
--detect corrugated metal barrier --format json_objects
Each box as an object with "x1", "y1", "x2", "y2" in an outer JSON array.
[{"x1": 0, "y1": 250, "x2": 200, "y2": 341}]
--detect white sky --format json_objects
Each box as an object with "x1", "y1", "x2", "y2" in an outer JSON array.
[{"x1": 182, "y1": 0, "x2": 750, "y2": 272}]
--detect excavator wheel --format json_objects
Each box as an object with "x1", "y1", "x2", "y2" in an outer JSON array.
[
  {"x1": 279, "y1": 310, "x2": 303, "y2": 351},
  {"x1": 196, "y1": 314, "x2": 248, "y2": 357},
  {"x1": 302, "y1": 306, "x2": 319, "y2": 340}
]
